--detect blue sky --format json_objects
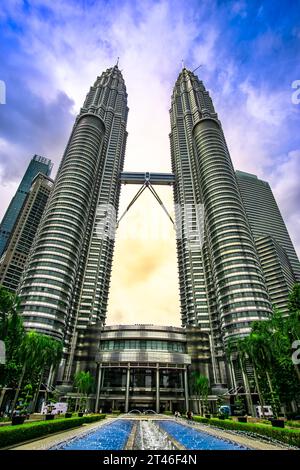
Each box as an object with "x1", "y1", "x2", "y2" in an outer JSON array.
[{"x1": 0, "y1": 0, "x2": 299, "y2": 324}]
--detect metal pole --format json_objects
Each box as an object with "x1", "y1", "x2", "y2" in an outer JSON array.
[
  {"x1": 184, "y1": 366, "x2": 189, "y2": 412},
  {"x1": 0, "y1": 388, "x2": 7, "y2": 410},
  {"x1": 125, "y1": 365, "x2": 130, "y2": 413},
  {"x1": 95, "y1": 364, "x2": 102, "y2": 413},
  {"x1": 156, "y1": 365, "x2": 160, "y2": 414}
]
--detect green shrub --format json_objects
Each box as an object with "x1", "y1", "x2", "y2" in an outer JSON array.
[
  {"x1": 193, "y1": 416, "x2": 209, "y2": 424},
  {"x1": 287, "y1": 421, "x2": 300, "y2": 429},
  {"x1": 193, "y1": 415, "x2": 300, "y2": 447},
  {"x1": 0, "y1": 414, "x2": 106, "y2": 449},
  {"x1": 163, "y1": 411, "x2": 173, "y2": 416}
]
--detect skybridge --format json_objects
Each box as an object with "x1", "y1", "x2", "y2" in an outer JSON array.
[{"x1": 118, "y1": 172, "x2": 176, "y2": 226}]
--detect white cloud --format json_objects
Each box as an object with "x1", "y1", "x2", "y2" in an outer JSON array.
[{"x1": 240, "y1": 81, "x2": 288, "y2": 126}]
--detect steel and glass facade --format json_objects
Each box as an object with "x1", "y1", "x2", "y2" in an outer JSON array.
[
  {"x1": 95, "y1": 325, "x2": 191, "y2": 413},
  {"x1": 18, "y1": 66, "x2": 128, "y2": 380},
  {"x1": 236, "y1": 170, "x2": 300, "y2": 313},
  {"x1": 0, "y1": 173, "x2": 53, "y2": 291},
  {"x1": 170, "y1": 69, "x2": 272, "y2": 383},
  {"x1": 0, "y1": 155, "x2": 52, "y2": 256}
]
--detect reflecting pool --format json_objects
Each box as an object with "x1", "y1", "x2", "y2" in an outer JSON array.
[
  {"x1": 52, "y1": 419, "x2": 134, "y2": 450},
  {"x1": 157, "y1": 420, "x2": 248, "y2": 450}
]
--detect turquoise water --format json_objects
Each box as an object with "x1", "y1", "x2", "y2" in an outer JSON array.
[
  {"x1": 52, "y1": 419, "x2": 134, "y2": 450},
  {"x1": 51, "y1": 418, "x2": 249, "y2": 450},
  {"x1": 157, "y1": 420, "x2": 248, "y2": 450}
]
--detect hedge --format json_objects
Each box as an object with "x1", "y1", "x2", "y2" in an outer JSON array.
[
  {"x1": 193, "y1": 416, "x2": 300, "y2": 447},
  {"x1": 286, "y1": 421, "x2": 300, "y2": 429},
  {"x1": 0, "y1": 414, "x2": 106, "y2": 449}
]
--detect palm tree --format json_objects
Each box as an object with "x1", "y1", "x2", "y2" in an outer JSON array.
[
  {"x1": 10, "y1": 331, "x2": 47, "y2": 416},
  {"x1": 235, "y1": 339, "x2": 254, "y2": 415},
  {"x1": 74, "y1": 371, "x2": 94, "y2": 413},
  {"x1": 191, "y1": 372, "x2": 209, "y2": 415},
  {"x1": 242, "y1": 335, "x2": 266, "y2": 418},
  {"x1": 247, "y1": 323, "x2": 280, "y2": 418},
  {"x1": 0, "y1": 285, "x2": 20, "y2": 339},
  {"x1": 31, "y1": 336, "x2": 63, "y2": 412},
  {"x1": 287, "y1": 285, "x2": 300, "y2": 382},
  {"x1": 225, "y1": 338, "x2": 237, "y2": 390}
]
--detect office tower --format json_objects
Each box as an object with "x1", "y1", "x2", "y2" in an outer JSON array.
[
  {"x1": 0, "y1": 155, "x2": 52, "y2": 256},
  {"x1": 18, "y1": 66, "x2": 128, "y2": 381},
  {"x1": 170, "y1": 68, "x2": 272, "y2": 384},
  {"x1": 0, "y1": 173, "x2": 53, "y2": 291},
  {"x1": 236, "y1": 170, "x2": 300, "y2": 314}
]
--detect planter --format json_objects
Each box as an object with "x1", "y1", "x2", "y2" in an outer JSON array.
[
  {"x1": 65, "y1": 412, "x2": 73, "y2": 418},
  {"x1": 271, "y1": 419, "x2": 285, "y2": 428},
  {"x1": 237, "y1": 417, "x2": 248, "y2": 423},
  {"x1": 78, "y1": 412, "x2": 84, "y2": 417},
  {"x1": 11, "y1": 415, "x2": 26, "y2": 426},
  {"x1": 45, "y1": 414, "x2": 55, "y2": 420}
]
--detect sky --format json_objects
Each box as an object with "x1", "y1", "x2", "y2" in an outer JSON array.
[{"x1": 0, "y1": 0, "x2": 299, "y2": 327}]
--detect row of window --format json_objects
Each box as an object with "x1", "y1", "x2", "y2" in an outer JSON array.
[{"x1": 100, "y1": 340, "x2": 186, "y2": 353}]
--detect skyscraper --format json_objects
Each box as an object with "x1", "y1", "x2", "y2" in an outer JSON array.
[
  {"x1": 170, "y1": 68, "x2": 272, "y2": 384},
  {"x1": 0, "y1": 155, "x2": 52, "y2": 256},
  {"x1": 0, "y1": 173, "x2": 54, "y2": 291},
  {"x1": 18, "y1": 66, "x2": 128, "y2": 381},
  {"x1": 236, "y1": 170, "x2": 300, "y2": 314}
]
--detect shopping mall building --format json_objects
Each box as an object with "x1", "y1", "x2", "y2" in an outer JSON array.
[{"x1": 90, "y1": 324, "x2": 221, "y2": 414}]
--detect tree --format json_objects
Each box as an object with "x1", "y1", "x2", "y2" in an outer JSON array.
[
  {"x1": 16, "y1": 384, "x2": 33, "y2": 416},
  {"x1": 10, "y1": 332, "x2": 62, "y2": 416},
  {"x1": 74, "y1": 371, "x2": 95, "y2": 413},
  {"x1": 288, "y1": 283, "x2": 300, "y2": 314},
  {"x1": 235, "y1": 339, "x2": 254, "y2": 415},
  {"x1": 246, "y1": 323, "x2": 280, "y2": 417},
  {"x1": 242, "y1": 335, "x2": 266, "y2": 418},
  {"x1": 191, "y1": 372, "x2": 209, "y2": 415},
  {"x1": 234, "y1": 396, "x2": 246, "y2": 416},
  {"x1": 31, "y1": 335, "x2": 63, "y2": 412},
  {"x1": 0, "y1": 285, "x2": 20, "y2": 338},
  {"x1": 225, "y1": 338, "x2": 237, "y2": 390},
  {"x1": 0, "y1": 306, "x2": 25, "y2": 389},
  {"x1": 0, "y1": 287, "x2": 25, "y2": 411}
]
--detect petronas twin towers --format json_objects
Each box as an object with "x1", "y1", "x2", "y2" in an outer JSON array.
[{"x1": 18, "y1": 65, "x2": 272, "y2": 386}]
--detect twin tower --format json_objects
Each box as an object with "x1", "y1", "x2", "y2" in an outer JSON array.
[{"x1": 18, "y1": 65, "x2": 273, "y2": 385}]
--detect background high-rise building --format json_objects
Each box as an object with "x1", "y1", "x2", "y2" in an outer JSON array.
[
  {"x1": 0, "y1": 155, "x2": 52, "y2": 256},
  {"x1": 236, "y1": 170, "x2": 300, "y2": 314},
  {"x1": 0, "y1": 173, "x2": 53, "y2": 291},
  {"x1": 170, "y1": 69, "x2": 272, "y2": 385},
  {"x1": 18, "y1": 66, "x2": 128, "y2": 382}
]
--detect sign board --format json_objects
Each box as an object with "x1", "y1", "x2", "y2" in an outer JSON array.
[{"x1": 41, "y1": 402, "x2": 68, "y2": 415}]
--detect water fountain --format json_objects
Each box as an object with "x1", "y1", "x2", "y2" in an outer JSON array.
[
  {"x1": 49, "y1": 417, "x2": 250, "y2": 450},
  {"x1": 133, "y1": 420, "x2": 176, "y2": 450},
  {"x1": 127, "y1": 409, "x2": 142, "y2": 415}
]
